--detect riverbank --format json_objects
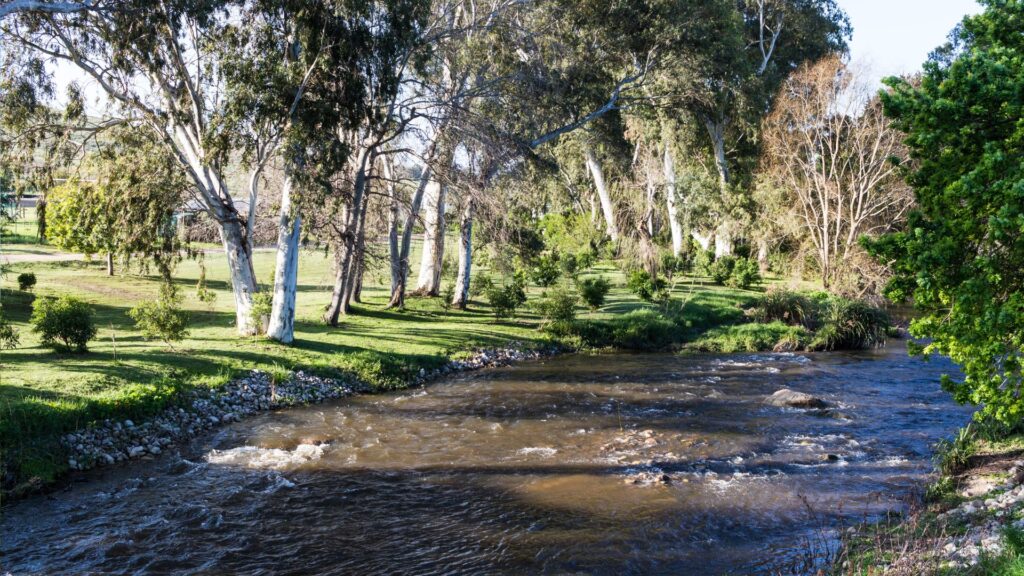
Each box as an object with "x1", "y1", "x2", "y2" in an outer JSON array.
[
  {"x1": 1, "y1": 247, "x2": 779, "y2": 500},
  {"x1": 831, "y1": 430, "x2": 1024, "y2": 574}
]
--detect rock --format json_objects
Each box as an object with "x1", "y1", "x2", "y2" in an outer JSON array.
[
  {"x1": 764, "y1": 389, "x2": 829, "y2": 409},
  {"x1": 127, "y1": 446, "x2": 146, "y2": 458}
]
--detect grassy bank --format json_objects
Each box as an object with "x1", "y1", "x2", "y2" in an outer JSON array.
[
  {"x1": 830, "y1": 427, "x2": 1024, "y2": 575},
  {"x1": 0, "y1": 242, "x2": 780, "y2": 494}
]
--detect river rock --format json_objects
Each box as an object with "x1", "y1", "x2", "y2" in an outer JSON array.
[{"x1": 764, "y1": 389, "x2": 829, "y2": 409}]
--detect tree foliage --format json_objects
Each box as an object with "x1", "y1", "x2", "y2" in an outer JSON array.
[{"x1": 875, "y1": 0, "x2": 1024, "y2": 422}]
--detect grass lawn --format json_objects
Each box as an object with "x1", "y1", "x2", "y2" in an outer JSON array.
[{"x1": 0, "y1": 233, "x2": 790, "y2": 488}]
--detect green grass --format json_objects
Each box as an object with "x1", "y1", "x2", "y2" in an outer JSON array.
[
  {"x1": 686, "y1": 321, "x2": 811, "y2": 353},
  {"x1": 0, "y1": 242, "x2": 785, "y2": 493}
]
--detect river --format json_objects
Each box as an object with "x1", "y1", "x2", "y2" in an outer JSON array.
[{"x1": 1, "y1": 343, "x2": 970, "y2": 575}]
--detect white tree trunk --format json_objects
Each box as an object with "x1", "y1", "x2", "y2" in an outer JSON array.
[
  {"x1": 583, "y1": 144, "x2": 619, "y2": 242},
  {"x1": 267, "y1": 177, "x2": 301, "y2": 344},
  {"x1": 415, "y1": 180, "x2": 446, "y2": 295},
  {"x1": 704, "y1": 117, "x2": 730, "y2": 186},
  {"x1": 246, "y1": 166, "x2": 262, "y2": 254},
  {"x1": 663, "y1": 143, "x2": 684, "y2": 257},
  {"x1": 692, "y1": 231, "x2": 713, "y2": 251},
  {"x1": 382, "y1": 158, "x2": 402, "y2": 296},
  {"x1": 452, "y1": 199, "x2": 474, "y2": 309},
  {"x1": 714, "y1": 226, "x2": 734, "y2": 258},
  {"x1": 220, "y1": 218, "x2": 260, "y2": 335}
]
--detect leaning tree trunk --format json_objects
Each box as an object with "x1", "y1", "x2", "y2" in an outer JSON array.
[
  {"x1": 663, "y1": 143, "x2": 684, "y2": 257},
  {"x1": 583, "y1": 144, "x2": 619, "y2": 242},
  {"x1": 266, "y1": 177, "x2": 302, "y2": 344},
  {"x1": 342, "y1": 191, "x2": 370, "y2": 310},
  {"x1": 452, "y1": 198, "x2": 474, "y2": 310},
  {"x1": 324, "y1": 147, "x2": 373, "y2": 326},
  {"x1": 415, "y1": 179, "x2": 446, "y2": 296}
]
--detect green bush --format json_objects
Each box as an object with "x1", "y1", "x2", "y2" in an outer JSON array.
[
  {"x1": 250, "y1": 291, "x2": 273, "y2": 332},
  {"x1": 708, "y1": 256, "x2": 736, "y2": 285},
  {"x1": 693, "y1": 248, "x2": 715, "y2": 276},
  {"x1": 575, "y1": 250, "x2": 597, "y2": 272},
  {"x1": 529, "y1": 253, "x2": 561, "y2": 287},
  {"x1": 0, "y1": 310, "x2": 18, "y2": 350},
  {"x1": 470, "y1": 274, "x2": 494, "y2": 297},
  {"x1": 934, "y1": 424, "x2": 976, "y2": 476},
  {"x1": 17, "y1": 272, "x2": 36, "y2": 291},
  {"x1": 753, "y1": 289, "x2": 813, "y2": 327},
  {"x1": 577, "y1": 276, "x2": 611, "y2": 310},
  {"x1": 129, "y1": 283, "x2": 189, "y2": 348},
  {"x1": 485, "y1": 280, "x2": 527, "y2": 319},
  {"x1": 572, "y1": 309, "x2": 680, "y2": 350},
  {"x1": 30, "y1": 295, "x2": 97, "y2": 352},
  {"x1": 559, "y1": 253, "x2": 579, "y2": 279},
  {"x1": 536, "y1": 286, "x2": 578, "y2": 331},
  {"x1": 809, "y1": 296, "x2": 890, "y2": 351},
  {"x1": 626, "y1": 270, "x2": 665, "y2": 302},
  {"x1": 727, "y1": 257, "x2": 761, "y2": 289},
  {"x1": 660, "y1": 253, "x2": 689, "y2": 279}
]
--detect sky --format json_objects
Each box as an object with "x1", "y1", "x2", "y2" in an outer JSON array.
[{"x1": 842, "y1": 0, "x2": 982, "y2": 87}]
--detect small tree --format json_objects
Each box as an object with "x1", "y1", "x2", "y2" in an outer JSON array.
[
  {"x1": 129, "y1": 283, "x2": 189, "y2": 350},
  {"x1": 0, "y1": 308, "x2": 19, "y2": 351},
  {"x1": 578, "y1": 277, "x2": 611, "y2": 311},
  {"x1": 31, "y1": 295, "x2": 97, "y2": 352},
  {"x1": 627, "y1": 270, "x2": 665, "y2": 302},
  {"x1": 17, "y1": 272, "x2": 35, "y2": 291},
  {"x1": 529, "y1": 254, "x2": 562, "y2": 288},
  {"x1": 727, "y1": 257, "x2": 762, "y2": 290}
]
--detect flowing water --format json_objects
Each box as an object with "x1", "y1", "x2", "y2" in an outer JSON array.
[{"x1": 2, "y1": 344, "x2": 971, "y2": 575}]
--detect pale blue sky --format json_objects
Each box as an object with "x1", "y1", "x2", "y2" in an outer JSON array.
[{"x1": 842, "y1": 0, "x2": 981, "y2": 86}]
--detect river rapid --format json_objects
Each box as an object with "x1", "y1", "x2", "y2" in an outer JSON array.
[{"x1": 1, "y1": 343, "x2": 970, "y2": 575}]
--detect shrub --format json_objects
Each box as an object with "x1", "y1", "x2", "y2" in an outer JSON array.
[
  {"x1": 470, "y1": 274, "x2": 494, "y2": 297},
  {"x1": 559, "y1": 253, "x2": 579, "y2": 279},
  {"x1": 129, "y1": 283, "x2": 189, "y2": 348},
  {"x1": 708, "y1": 256, "x2": 736, "y2": 285},
  {"x1": 0, "y1": 311, "x2": 18, "y2": 350},
  {"x1": 626, "y1": 270, "x2": 665, "y2": 302},
  {"x1": 485, "y1": 280, "x2": 527, "y2": 319},
  {"x1": 250, "y1": 291, "x2": 273, "y2": 332},
  {"x1": 660, "y1": 253, "x2": 689, "y2": 279},
  {"x1": 577, "y1": 276, "x2": 611, "y2": 310},
  {"x1": 30, "y1": 295, "x2": 97, "y2": 352},
  {"x1": 17, "y1": 272, "x2": 36, "y2": 292},
  {"x1": 727, "y1": 257, "x2": 762, "y2": 290},
  {"x1": 693, "y1": 248, "x2": 715, "y2": 276},
  {"x1": 536, "y1": 286, "x2": 578, "y2": 330},
  {"x1": 809, "y1": 296, "x2": 890, "y2": 351},
  {"x1": 439, "y1": 284, "x2": 454, "y2": 313},
  {"x1": 529, "y1": 253, "x2": 561, "y2": 287},
  {"x1": 575, "y1": 250, "x2": 597, "y2": 272},
  {"x1": 754, "y1": 289, "x2": 813, "y2": 327}
]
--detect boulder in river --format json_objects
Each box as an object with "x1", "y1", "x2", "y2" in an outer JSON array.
[{"x1": 764, "y1": 389, "x2": 829, "y2": 409}]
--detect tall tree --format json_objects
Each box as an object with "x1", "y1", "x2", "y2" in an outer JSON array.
[{"x1": 873, "y1": 0, "x2": 1024, "y2": 423}]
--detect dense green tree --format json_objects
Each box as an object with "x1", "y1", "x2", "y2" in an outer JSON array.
[{"x1": 875, "y1": 0, "x2": 1024, "y2": 422}]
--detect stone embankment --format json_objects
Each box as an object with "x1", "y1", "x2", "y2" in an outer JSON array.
[{"x1": 61, "y1": 344, "x2": 559, "y2": 473}]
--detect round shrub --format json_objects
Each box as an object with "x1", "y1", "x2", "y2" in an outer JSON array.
[
  {"x1": 727, "y1": 257, "x2": 762, "y2": 290},
  {"x1": 485, "y1": 280, "x2": 527, "y2": 319},
  {"x1": 708, "y1": 256, "x2": 736, "y2": 285},
  {"x1": 577, "y1": 276, "x2": 611, "y2": 310},
  {"x1": 17, "y1": 272, "x2": 36, "y2": 292},
  {"x1": 30, "y1": 295, "x2": 97, "y2": 352},
  {"x1": 627, "y1": 270, "x2": 665, "y2": 302},
  {"x1": 129, "y1": 283, "x2": 189, "y2": 347},
  {"x1": 536, "y1": 287, "x2": 579, "y2": 330},
  {"x1": 529, "y1": 253, "x2": 561, "y2": 287},
  {"x1": 470, "y1": 274, "x2": 494, "y2": 297}
]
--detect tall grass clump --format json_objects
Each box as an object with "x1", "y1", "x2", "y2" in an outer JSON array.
[
  {"x1": 809, "y1": 296, "x2": 890, "y2": 351},
  {"x1": 753, "y1": 289, "x2": 813, "y2": 327}
]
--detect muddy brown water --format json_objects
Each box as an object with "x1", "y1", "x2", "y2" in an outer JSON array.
[{"x1": 1, "y1": 343, "x2": 970, "y2": 575}]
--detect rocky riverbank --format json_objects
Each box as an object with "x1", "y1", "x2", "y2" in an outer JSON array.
[{"x1": 54, "y1": 343, "x2": 560, "y2": 480}]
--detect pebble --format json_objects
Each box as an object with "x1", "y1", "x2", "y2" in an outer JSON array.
[{"x1": 58, "y1": 343, "x2": 560, "y2": 474}]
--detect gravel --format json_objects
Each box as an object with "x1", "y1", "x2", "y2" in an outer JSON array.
[{"x1": 60, "y1": 342, "x2": 560, "y2": 473}]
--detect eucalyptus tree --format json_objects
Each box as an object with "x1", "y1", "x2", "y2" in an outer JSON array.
[
  {"x1": 680, "y1": 0, "x2": 850, "y2": 255},
  {"x1": 0, "y1": 1, "x2": 275, "y2": 334}
]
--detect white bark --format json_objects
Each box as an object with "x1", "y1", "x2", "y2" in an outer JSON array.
[
  {"x1": 415, "y1": 179, "x2": 446, "y2": 295},
  {"x1": 266, "y1": 177, "x2": 301, "y2": 344},
  {"x1": 714, "y1": 226, "x2": 733, "y2": 258},
  {"x1": 452, "y1": 199, "x2": 474, "y2": 309},
  {"x1": 692, "y1": 231, "x2": 713, "y2": 251},
  {"x1": 663, "y1": 143, "x2": 683, "y2": 256},
  {"x1": 220, "y1": 218, "x2": 260, "y2": 335},
  {"x1": 583, "y1": 144, "x2": 619, "y2": 241}
]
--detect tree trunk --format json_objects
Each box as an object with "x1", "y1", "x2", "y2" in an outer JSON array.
[
  {"x1": 452, "y1": 199, "x2": 474, "y2": 310},
  {"x1": 692, "y1": 231, "x2": 713, "y2": 251},
  {"x1": 220, "y1": 218, "x2": 260, "y2": 335},
  {"x1": 246, "y1": 165, "x2": 262, "y2": 254},
  {"x1": 343, "y1": 191, "x2": 370, "y2": 310},
  {"x1": 266, "y1": 177, "x2": 301, "y2": 344},
  {"x1": 583, "y1": 144, "x2": 618, "y2": 242},
  {"x1": 388, "y1": 123, "x2": 450, "y2": 308},
  {"x1": 703, "y1": 116, "x2": 734, "y2": 257},
  {"x1": 324, "y1": 147, "x2": 373, "y2": 326},
  {"x1": 105, "y1": 252, "x2": 114, "y2": 276},
  {"x1": 663, "y1": 143, "x2": 684, "y2": 257},
  {"x1": 757, "y1": 239, "x2": 770, "y2": 272},
  {"x1": 414, "y1": 180, "x2": 446, "y2": 296},
  {"x1": 714, "y1": 227, "x2": 734, "y2": 259},
  {"x1": 382, "y1": 157, "x2": 402, "y2": 298}
]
